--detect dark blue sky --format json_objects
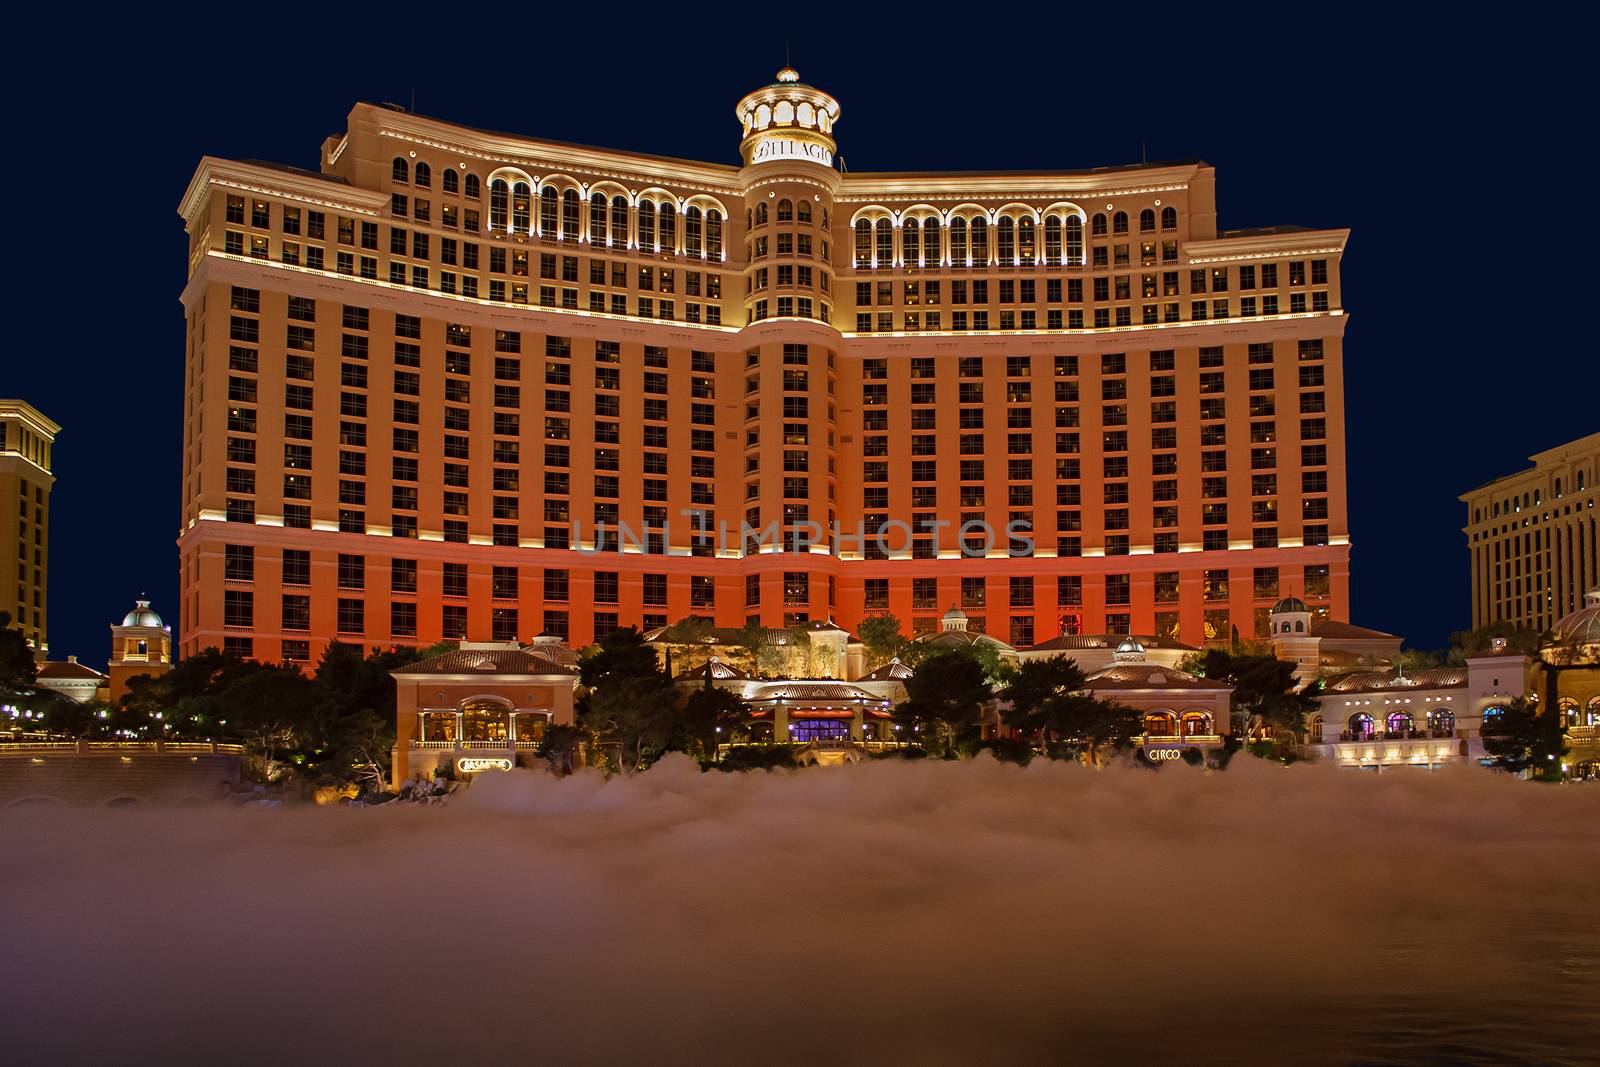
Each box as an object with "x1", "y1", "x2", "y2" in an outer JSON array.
[{"x1": 7, "y1": 10, "x2": 1592, "y2": 667}]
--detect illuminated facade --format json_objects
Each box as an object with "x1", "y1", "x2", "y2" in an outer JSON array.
[
  {"x1": 1460, "y1": 432, "x2": 1599, "y2": 633},
  {"x1": 0, "y1": 400, "x2": 58, "y2": 652},
  {"x1": 177, "y1": 70, "x2": 1352, "y2": 664}
]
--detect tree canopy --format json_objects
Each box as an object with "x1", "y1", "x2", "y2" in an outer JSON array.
[
  {"x1": 1481, "y1": 697, "x2": 1569, "y2": 780},
  {"x1": 0, "y1": 611, "x2": 39, "y2": 692},
  {"x1": 1181, "y1": 648, "x2": 1317, "y2": 740},
  {"x1": 999, "y1": 655, "x2": 1139, "y2": 761},
  {"x1": 895, "y1": 650, "x2": 991, "y2": 756}
]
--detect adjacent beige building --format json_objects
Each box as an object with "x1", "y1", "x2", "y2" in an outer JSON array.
[
  {"x1": 1461, "y1": 432, "x2": 1600, "y2": 633},
  {"x1": 0, "y1": 400, "x2": 58, "y2": 652}
]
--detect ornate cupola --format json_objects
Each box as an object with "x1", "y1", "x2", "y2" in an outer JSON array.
[
  {"x1": 941, "y1": 606, "x2": 969, "y2": 633},
  {"x1": 735, "y1": 68, "x2": 841, "y2": 168},
  {"x1": 1113, "y1": 637, "x2": 1147, "y2": 664}
]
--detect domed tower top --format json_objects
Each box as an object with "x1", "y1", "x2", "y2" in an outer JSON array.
[{"x1": 734, "y1": 68, "x2": 841, "y2": 168}]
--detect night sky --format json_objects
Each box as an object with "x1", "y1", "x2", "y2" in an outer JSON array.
[{"x1": 9, "y1": 13, "x2": 1592, "y2": 667}]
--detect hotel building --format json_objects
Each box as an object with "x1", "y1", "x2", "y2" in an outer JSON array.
[
  {"x1": 0, "y1": 400, "x2": 58, "y2": 652},
  {"x1": 1460, "y1": 432, "x2": 1599, "y2": 633},
  {"x1": 177, "y1": 70, "x2": 1352, "y2": 664}
]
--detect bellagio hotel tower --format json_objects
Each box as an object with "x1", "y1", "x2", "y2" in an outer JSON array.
[{"x1": 177, "y1": 70, "x2": 1352, "y2": 663}]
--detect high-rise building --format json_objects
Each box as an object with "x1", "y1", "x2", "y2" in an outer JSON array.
[
  {"x1": 176, "y1": 70, "x2": 1352, "y2": 665},
  {"x1": 1460, "y1": 432, "x2": 1600, "y2": 632},
  {"x1": 0, "y1": 399, "x2": 58, "y2": 652}
]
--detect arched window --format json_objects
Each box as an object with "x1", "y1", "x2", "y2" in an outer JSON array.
[
  {"x1": 512, "y1": 182, "x2": 531, "y2": 233},
  {"x1": 392, "y1": 157, "x2": 409, "y2": 183},
  {"x1": 922, "y1": 216, "x2": 940, "y2": 265},
  {"x1": 561, "y1": 188, "x2": 580, "y2": 240},
  {"x1": 1065, "y1": 215, "x2": 1083, "y2": 264},
  {"x1": 1349, "y1": 712, "x2": 1375, "y2": 740},
  {"x1": 706, "y1": 210, "x2": 723, "y2": 258},
  {"x1": 1587, "y1": 695, "x2": 1600, "y2": 726},
  {"x1": 685, "y1": 206, "x2": 703, "y2": 257},
  {"x1": 464, "y1": 173, "x2": 480, "y2": 199},
  {"x1": 797, "y1": 200, "x2": 812, "y2": 223},
  {"x1": 611, "y1": 196, "x2": 629, "y2": 249},
  {"x1": 902, "y1": 218, "x2": 920, "y2": 265},
  {"x1": 489, "y1": 179, "x2": 509, "y2": 231},
  {"x1": 970, "y1": 216, "x2": 989, "y2": 263},
  {"x1": 1139, "y1": 208, "x2": 1155, "y2": 232},
  {"x1": 1558, "y1": 698, "x2": 1579, "y2": 727},
  {"x1": 1161, "y1": 206, "x2": 1177, "y2": 229},
  {"x1": 1295, "y1": 621, "x2": 1305, "y2": 633},
  {"x1": 949, "y1": 217, "x2": 967, "y2": 263},
  {"x1": 442, "y1": 169, "x2": 458, "y2": 194},
  {"x1": 1091, "y1": 213, "x2": 1107, "y2": 237},
  {"x1": 590, "y1": 193, "x2": 608, "y2": 247},
  {"x1": 1482, "y1": 706, "x2": 1506, "y2": 733},
  {"x1": 637, "y1": 201, "x2": 656, "y2": 252},
  {"x1": 1018, "y1": 217, "x2": 1035, "y2": 264},
  {"x1": 754, "y1": 202, "x2": 768, "y2": 226},
  {"x1": 539, "y1": 187, "x2": 558, "y2": 236},
  {"x1": 414, "y1": 162, "x2": 431, "y2": 188},
  {"x1": 996, "y1": 216, "x2": 1015, "y2": 264},
  {"x1": 658, "y1": 202, "x2": 677, "y2": 253},
  {"x1": 1385, "y1": 711, "x2": 1414, "y2": 736},
  {"x1": 1180, "y1": 712, "x2": 1213, "y2": 738},
  {"x1": 461, "y1": 701, "x2": 510, "y2": 743},
  {"x1": 853, "y1": 219, "x2": 871, "y2": 267},
  {"x1": 1044, "y1": 216, "x2": 1062, "y2": 265},
  {"x1": 1143, "y1": 711, "x2": 1176, "y2": 736},
  {"x1": 1112, "y1": 210, "x2": 1129, "y2": 235},
  {"x1": 1427, "y1": 708, "x2": 1455, "y2": 736},
  {"x1": 776, "y1": 198, "x2": 793, "y2": 222},
  {"x1": 875, "y1": 218, "x2": 894, "y2": 266}
]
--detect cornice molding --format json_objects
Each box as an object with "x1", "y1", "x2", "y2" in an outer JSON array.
[
  {"x1": 371, "y1": 108, "x2": 743, "y2": 197},
  {"x1": 834, "y1": 170, "x2": 1199, "y2": 204},
  {"x1": 177, "y1": 157, "x2": 387, "y2": 223},
  {"x1": 1184, "y1": 229, "x2": 1350, "y2": 264}
]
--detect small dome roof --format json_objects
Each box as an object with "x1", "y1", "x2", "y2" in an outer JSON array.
[
  {"x1": 1115, "y1": 637, "x2": 1145, "y2": 655},
  {"x1": 120, "y1": 598, "x2": 163, "y2": 628},
  {"x1": 943, "y1": 605, "x2": 967, "y2": 620},
  {"x1": 1272, "y1": 597, "x2": 1309, "y2": 614}
]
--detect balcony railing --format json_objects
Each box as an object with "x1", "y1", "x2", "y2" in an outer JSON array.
[{"x1": 1336, "y1": 729, "x2": 1454, "y2": 743}]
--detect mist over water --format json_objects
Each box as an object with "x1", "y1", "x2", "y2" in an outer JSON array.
[{"x1": 4, "y1": 757, "x2": 1596, "y2": 1066}]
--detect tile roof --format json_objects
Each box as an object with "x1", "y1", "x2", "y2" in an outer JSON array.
[
  {"x1": 1323, "y1": 668, "x2": 1468, "y2": 695},
  {"x1": 391, "y1": 646, "x2": 577, "y2": 677},
  {"x1": 1025, "y1": 633, "x2": 1198, "y2": 653},
  {"x1": 1083, "y1": 664, "x2": 1229, "y2": 692},
  {"x1": 1312, "y1": 619, "x2": 1400, "y2": 641},
  {"x1": 35, "y1": 660, "x2": 107, "y2": 681}
]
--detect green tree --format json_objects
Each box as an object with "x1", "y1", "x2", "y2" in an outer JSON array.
[
  {"x1": 1446, "y1": 623, "x2": 1545, "y2": 664},
  {"x1": 678, "y1": 678, "x2": 749, "y2": 761},
  {"x1": 1050, "y1": 694, "x2": 1142, "y2": 766},
  {"x1": 857, "y1": 614, "x2": 908, "y2": 669},
  {"x1": 1182, "y1": 649, "x2": 1317, "y2": 744},
  {"x1": 895, "y1": 649, "x2": 991, "y2": 757},
  {"x1": 999, "y1": 655, "x2": 1087, "y2": 747},
  {"x1": 0, "y1": 611, "x2": 39, "y2": 692},
  {"x1": 578, "y1": 626, "x2": 678, "y2": 770},
  {"x1": 1482, "y1": 696, "x2": 1569, "y2": 780},
  {"x1": 536, "y1": 723, "x2": 588, "y2": 774}
]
